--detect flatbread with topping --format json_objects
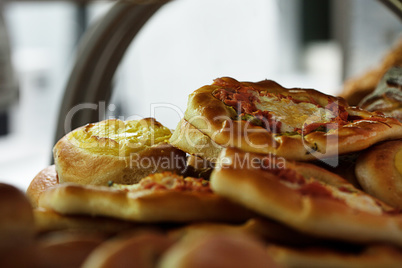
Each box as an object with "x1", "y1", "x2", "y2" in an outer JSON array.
[
  {"x1": 210, "y1": 147, "x2": 402, "y2": 246},
  {"x1": 181, "y1": 77, "x2": 402, "y2": 160},
  {"x1": 38, "y1": 172, "x2": 254, "y2": 223}
]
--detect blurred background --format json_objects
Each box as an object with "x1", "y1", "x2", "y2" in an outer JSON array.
[{"x1": 0, "y1": 0, "x2": 400, "y2": 190}]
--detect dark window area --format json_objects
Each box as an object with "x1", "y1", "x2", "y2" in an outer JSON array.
[
  {"x1": 0, "y1": 112, "x2": 8, "y2": 136},
  {"x1": 301, "y1": 0, "x2": 332, "y2": 44}
]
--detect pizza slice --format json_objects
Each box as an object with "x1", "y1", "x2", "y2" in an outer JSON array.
[
  {"x1": 182, "y1": 77, "x2": 402, "y2": 160},
  {"x1": 38, "y1": 172, "x2": 254, "y2": 223},
  {"x1": 210, "y1": 147, "x2": 402, "y2": 247}
]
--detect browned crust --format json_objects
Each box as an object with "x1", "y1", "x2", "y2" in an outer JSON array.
[
  {"x1": 0, "y1": 183, "x2": 35, "y2": 248},
  {"x1": 158, "y1": 231, "x2": 279, "y2": 268},
  {"x1": 169, "y1": 217, "x2": 328, "y2": 248},
  {"x1": 210, "y1": 147, "x2": 402, "y2": 246},
  {"x1": 267, "y1": 244, "x2": 402, "y2": 268},
  {"x1": 355, "y1": 140, "x2": 402, "y2": 209},
  {"x1": 54, "y1": 129, "x2": 186, "y2": 186},
  {"x1": 26, "y1": 165, "x2": 57, "y2": 208},
  {"x1": 82, "y1": 232, "x2": 174, "y2": 268},
  {"x1": 36, "y1": 232, "x2": 105, "y2": 268},
  {"x1": 38, "y1": 183, "x2": 254, "y2": 223},
  {"x1": 184, "y1": 77, "x2": 402, "y2": 161},
  {"x1": 33, "y1": 208, "x2": 139, "y2": 234},
  {"x1": 169, "y1": 118, "x2": 223, "y2": 162}
]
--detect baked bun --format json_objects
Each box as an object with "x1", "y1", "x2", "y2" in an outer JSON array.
[
  {"x1": 82, "y1": 231, "x2": 174, "y2": 268},
  {"x1": 158, "y1": 231, "x2": 279, "y2": 268},
  {"x1": 54, "y1": 118, "x2": 186, "y2": 186},
  {"x1": 36, "y1": 231, "x2": 105, "y2": 268},
  {"x1": 340, "y1": 37, "x2": 402, "y2": 105},
  {"x1": 359, "y1": 66, "x2": 402, "y2": 122},
  {"x1": 169, "y1": 217, "x2": 324, "y2": 248},
  {"x1": 27, "y1": 165, "x2": 57, "y2": 208},
  {"x1": 267, "y1": 244, "x2": 402, "y2": 268},
  {"x1": 0, "y1": 183, "x2": 35, "y2": 248},
  {"x1": 355, "y1": 140, "x2": 402, "y2": 209},
  {"x1": 0, "y1": 183, "x2": 36, "y2": 267}
]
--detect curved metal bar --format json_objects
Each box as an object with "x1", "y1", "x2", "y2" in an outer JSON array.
[
  {"x1": 54, "y1": 1, "x2": 167, "y2": 143},
  {"x1": 56, "y1": 0, "x2": 399, "y2": 146},
  {"x1": 378, "y1": 0, "x2": 402, "y2": 20}
]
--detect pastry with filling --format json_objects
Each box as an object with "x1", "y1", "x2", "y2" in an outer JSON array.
[
  {"x1": 210, "y1": 147, "x2": 402, "y2": 246},
  {"x1": 181, "y1": 77, "x2": 402, "y2": 161},
  {"x1": 54, "y1": 118, "x2": 186, "y2": 186}
]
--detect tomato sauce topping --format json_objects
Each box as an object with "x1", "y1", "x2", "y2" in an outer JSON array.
[
  {"x1": 212, "y1": 78, "x2": 392, "y2": 136},
  {"x1": 212, "y1": 83, "x2": 283, "y2": 132},
  {"x1": 212, "y1": 79, "x2": 351, "y2": 134},
  {"x1": 298, "y1": 181, "x2": 333, "y2": 198},
  {"x1": 139, "y1": 174, "x2": 213, "y2": 193},
  {"x1": 260, "y1": 159, "x2": 335, "y2": 198}
]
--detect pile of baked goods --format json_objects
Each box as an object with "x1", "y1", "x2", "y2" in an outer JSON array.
[{"x1": 2, "y1": 74, "x2": 402, "y2": 267}]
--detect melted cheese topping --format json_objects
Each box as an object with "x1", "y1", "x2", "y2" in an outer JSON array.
[
  {"x1": 330, "y1": 187, "x2": 383, "y2": 215},
  {"x1": 255, "y1": 95, "x2": 336, "y2": 132},
  {"x1": 395, "y1": 149, "x2": 402, "y2": 176},
  {"x1": 279, "y1": 175, "x2": 382, "y2": 215},
  {"x1": 68, "y1": 119, "x2": 172, "y2": 156}
]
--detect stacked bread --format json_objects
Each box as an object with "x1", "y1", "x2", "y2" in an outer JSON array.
[{"x1": 2, "y1": 75, "x2": 402, "y2": 267}]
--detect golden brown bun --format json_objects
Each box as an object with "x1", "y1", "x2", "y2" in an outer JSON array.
[
  {"x1": 54, "y1": 118, "x2": 186, "y2": 186},
  {"x1": 340, "y1": 37, "x2": 402, "y2": 106},
  {"x1": 355, "y1": 140, "x2": 402, "y2": 209},
  {"x1": 170, "y1": 118, "x2": 223, "y2": 162},
  {"x1": 82, "y1": 231, "x2": 174, "y2": 268},
  {"x1": 0, "y1": 183, "x2": 36, "y2": 267},
  {"x1": 169, "y1": 217, "x2": 326, "y2": 248},
  {"x1": 184, "y1": 77, "x2": 402, "y2": 161},
  {"x1": 0, "y1": 245, "x2": 36, "y2": 268},
  {"x1": 169, "y1": 220, "x2": 402, "y2": 268},
  {"x1": 26, "y1": 165, "x2": 57, "y2": 208},
  {"x1": 267, "y1": 244, "x2": 402, "y2": 268},
  {"x1": 210, "y1": 147, "x2": 402, "y2": 246},
  {"x1": 0, "y1": 183, "x2": 35, "y2": 248},
  {"x1": 158, "y1": 231, "x2": 280, "y2": 268},
  {"x1": 34, "y1": 208, "x2": 140, "y2": 235},
  {"x1": 36, "y1": 231, "x2": 105, "y2": 268}
]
